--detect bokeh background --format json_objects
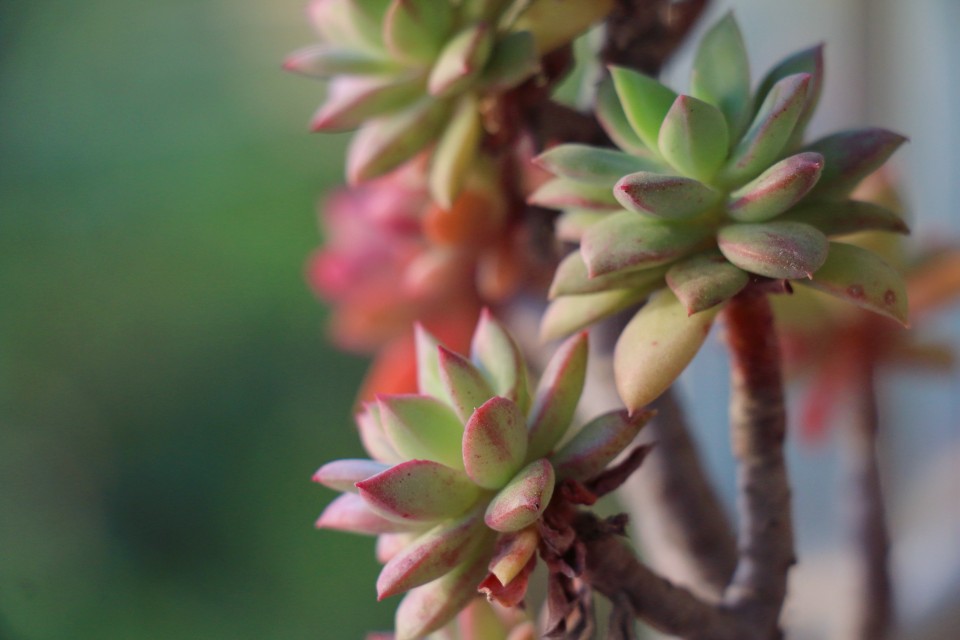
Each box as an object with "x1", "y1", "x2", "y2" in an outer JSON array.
[{"x1": 0, "y1": 1, "x2": 957, "y2": 639}]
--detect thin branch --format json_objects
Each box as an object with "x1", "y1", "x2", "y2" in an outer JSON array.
[
  {"x1": 848, "y1": 361, "x2": 894, "y2": 640},
  {"x1": 721, "y1": 290, "x2": 795, "y2": 638},
  {"x1": 576, "y1": 513, "x2": 747, "y2": 640}
]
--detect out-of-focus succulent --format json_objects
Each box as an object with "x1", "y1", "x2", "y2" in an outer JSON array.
[
  {"x1": 314, "y1": 311, "x2": 650, "y2": 639},
  {"x1": 529, "y1": 12, "x2": 910, "y2": 411},
  {"x1": 286, "y1": 0, "x2": 613, "y2": 207}
]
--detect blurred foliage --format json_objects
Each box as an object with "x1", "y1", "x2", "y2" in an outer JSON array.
[{"x1": 0, "y1": 1, "x2": 396, "y2": 638}]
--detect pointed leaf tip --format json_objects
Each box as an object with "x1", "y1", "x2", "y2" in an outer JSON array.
[
  {"x1": 527, "y1": 331, "x2": 589, "y2": 459},
  {"x1": 484, "y1": 459, "x2": 555, "y2": 532},
  {"x1": 462, "y1": 396, "x2": 528, "y2": 489},
  {"x1": 357, "y1": 460, "x2": 482, "y2": 522},
  {"x1": 438, "y1": 345, "x2": 497, "y2": 423},
  {"x1": 551, "y1": 409, "x2": 653, "y2": 481}
]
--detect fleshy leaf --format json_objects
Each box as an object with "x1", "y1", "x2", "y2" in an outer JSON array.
[
  {"x1": 596, "y1": 76, "x2": 648, "y2": 155},
  {"x1": 308, "y1": 0, "x2": 387, "y2": 51},
  {"x1": 805, "y1": 128, "x2": 908, "y2": 200},
  {"x1": 428, "y1": 24, "x2": 495, "y2": 98},
  {"x1": 377, "y1": 532, "x2": 418, "y2": 564},
  {"x1": 462, "y1": 396, "x2": 529, "y2": 489},
  {"x1": 485, "y1": 459, "x2": 555, "y2": 532},
  {"x1": 778, "y1": 200, "x2": 910, "y2": 237},
  {"x1": 283, "y1": 45, "x2": 394, "y2": 77},
  {"x1": 727, "y1": 152, "x2": 824, "y2": 222},
  {"x1": 377, "y1": 508, "x2": 488, "y2": 599},
  {"x1": 310, "y1": 75, "x2": 424, "y2": 132},
  {"x1": 581, "y1": 211, "x2": 710, "y2": 277},
  {"x1": 488, "y1": 527, "x2": 540, "y2": 586},
  {"x1": 357, "y1": 460, "x2": 482, "y2": 522},
  {"x1": 658, "y1": 95, "x2": 729, "y2": 182},
  {"x1": 720, "y1": 73, "x2": 811, "y2": 186},
  {"x1": 316, "y1": 493, "x2": 419, "y2": 535},
  {"x1": 717, "y1": 221, "x2": 829, "y2": 279},
  {"x1": 379, "y1": 395, "x2": 465, "y2": 469},
  {"x1": 514, "y1": 0, "x2": 615, "y2": 55},
  {"x1": 798, "y1": 242, "x2": 909, "y2": 325},
  {"x1": 609, "y1": 66, "x2": 678, "y2": 151},
  {"x1": 534, "y1": 144, "x2": 662, "y2": 185},
  {"x1": 526, "y1": 332, "x2": 588, "y2": 460},
  {"x1": 666, "y1": 251, "x2": 750, "y2": 314},
  {"x1": 313, "y1": 459, "x2": 390, "y2": 492},
  {"x1": 356, "y1": 402, "x2": 404, "y2": 463},
  {"x1": 414, "y1": 324, "x2": 451, "y2": 402},
  {"x1": 613, "y1": 171, "x2": 721, "y2": 220},
  {"x1": 429, "y1": 95, "x2": 482, "y2": 208},
  {"x1": 549, "y1": 251, "x2": 669, "y2": 298},
  {"x1": 470, "y1": 309, "x2": 530, "y2": 413},
  {"x1": 755, "y1": 44, "x2": 824, "y2": 145},
  {"x1": 690, "y1": 12, "x2": 751, "y2": 137},
  {"x1": 527, "y1": 178, "x2": 621, "y2": 211},
  {"x1": 383, "y1": 0, "x2": 454, "y2": 64},
  {"x1": 550, "y1": 409, "x2": 653, "y2": 481},
  {"x1": 394, "y1": 551, "x2": 492, "y2": 640},
  {"x1": 346, "y1": 98, "x2": 451, "y2": 183},
  {"x1": 438, "y1": 346, "x2": 497, "y2": 422},
  {"x1": 540, "y1": 288, "x2": 653, "y2": 342},
  {"x1": 476, "y1": 30, "x2": 540, "y2": 91},
  {"x1": 613, "y1": 289, "x2": 719, "y2": 411},
  {"x1": 555, "y1": 209, "x2": 607, "y2": 242}
]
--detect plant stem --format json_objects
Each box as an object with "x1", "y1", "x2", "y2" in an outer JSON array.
[
  {"x1": 720, "y1": 290, "x2": 795, "y2": 638},
  {"x1": 848, "y1": 361, "x2": 894, "y2": 640}
]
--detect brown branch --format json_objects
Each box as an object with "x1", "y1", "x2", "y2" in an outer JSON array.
[
  {"x1": 576, "y1": 513, "x2": 748, "y2": 640},
  {"x1": 638, "y1": 388, "x2": 738, "y2": 595},
  {"x1": 602, "y1": 0, "x2": 709, "y2": 72},
  {"x1": 720, "y1": 290, "x2": 795, "y2": 638},
  {"x1": 848, "y1": 362, "x2": 894, "y2": 640}
]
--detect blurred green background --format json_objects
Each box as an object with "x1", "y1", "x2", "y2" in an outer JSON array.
[{"x1": 0, "y1": 2, "x2": 396, "y2": 638}]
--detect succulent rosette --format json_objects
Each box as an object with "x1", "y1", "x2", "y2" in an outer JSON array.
[
  {"x1": 529, "y1": 13, "x2": 911, "y2": 410},
  {"x1": 313, "y1": 311, "x2": 650, "y2": 639},
  {"x1": 285, "y1": 0, "x2": 612, "y2": 206}
]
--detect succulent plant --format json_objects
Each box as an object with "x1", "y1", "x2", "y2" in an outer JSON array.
[
  {"x1": 313, "y1": 311, "x2": 649, "y2": 639},
  {"x1": 286, "y1": 0, "x2": 613, "y2": 207},
  {"x1": 529, "y1": 12, "x2": 910, "y2": 411}
]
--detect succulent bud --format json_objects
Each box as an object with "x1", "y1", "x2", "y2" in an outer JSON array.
[{"x1": 531, "y1": 13, "x2": 908, "y2": 409}]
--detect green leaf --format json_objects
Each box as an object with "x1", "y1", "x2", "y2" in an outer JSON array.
[
  {"x1": 394, "y1": 552, "x2": 492, "y2": 640},
  {"x1": 346, "y1": 98, "x2": 451, "y2": 183},
  {"x1": 527, "y1": 177, "x2": 621, "y2": 211},
  {"x1": 377, "y1": 509, "x2": 487, "y2": 599},
  {"x1": 778, "y1": 200, "x2": 910, "y2": 237},
  {"x1": 527, "y1": 332, "x2": 588, "y2": 460},
  {"x1": 798, "y1": 242, "x2": 909, "y2": 325},
  {"x1": 805, "y1": 128, "x2": 908, "y2": 200},
  {"x1": 689, "y1": 12, "x2": 751, "y2": 137},
  {"x1": 462, "y1": 397, "x2": 528, "y2": 489},
  {"x1": 414, "y1": 324, "x2": 451, "y2": 402},
  {"x1": 551, "y1": 409, "x2": 652, "y2": 480},
  {"x1": 476, "y1": 30, "x2": 540, "y2": 91},
  {"x1": 428, "y1": 24, "x2": 495, "y2": 98},
  {"x1": 549, "y1": 251, "x2": 669, "y2": 297},
  {"x1": 755, "y1": 44, "x2": 824, "y2": 146},
  {"x1": 428, "y1": 95, "x2": 482, "y2": 208},
  {"x1": 609, "y1": 66, "x2": 678, "y2": 151},
  {"x1": 555, "y1": 209, "x2": 607, "y2": 242},
  {"x1": 614, "y1": 171, "x2": 721, "y2": 220},
  {"x1": 666, "y1": 251, "x2": 750, "y2": 314},
  {"x1": 727, "y1": 151, "x2": 824, "y2": 222},
  {"x1": 357, "y1": 460, "x2": 482, "y2": 522},
  {"x1": 720, "y1": 73, "x2": 811, "y2": 186},
  {"x1": 379, "y1": 395, "x2": 466, "y2": 469},
  {"x1": 658, "y1": 95, "x2": 729, "y2": 182},
  {"x1": 596, "y1": 76, "x2": 648, "y2": 155},
  {"x1": 283, "y1": 45, "x2": 395, "y2": 77},
  {"x1": 535, "y1": 144, "x2": 663, "y2": 185},
  {"x1": 539, "y1": 287, "x2": 654, "y2": 342},
  {"x1": 613, "y1": 290, "x2": 719, "y2": 411},
  {"x1": 309, "y1": 0, "x2": 388, "y2": 52},
  {"x1": 438, "y1": 346, "x2": 497, "y2": 423},
  {"x1": 581, "y1": 211, "x2": 710, "y2": 277},
  {"x1": 384, "y1": 0, "x2": 454, "y2": 64},
  {"x1": 484, "y1": 459, "x2": 555, "y2": 532},
  {"x1": 356, "y1": 402, "x2": 403, "y2": 463},
  {"x1": 470, "y1": 309, "x2": 531, "y2": 413},
  {"x1": 310, "y1": 75, "x2": 424, "y2": 132},
  {"x1": 717, "y1": 221, "x2": 829, "y2": 279}
]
